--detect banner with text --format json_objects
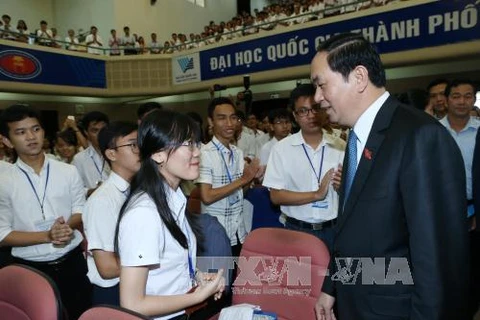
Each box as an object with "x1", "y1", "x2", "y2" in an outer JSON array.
[
  {"x1": 0, "y1": 44, "x2": 106, "y2": 88},
  {"x1": 199, "y1": 1, "x2": 479, "y2": 81}
]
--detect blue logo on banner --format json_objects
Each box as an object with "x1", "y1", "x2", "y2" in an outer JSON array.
[
  {"x1": 178, "y1": 57, "x2": 194, "y2": 73},
  {"x1": 0, "y1": 50, "x2": 42, "y2": 80}
]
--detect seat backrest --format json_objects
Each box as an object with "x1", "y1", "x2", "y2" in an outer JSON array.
[
  {"x1": 187, "y1": 186, "x2": 202, "y2": 214},
  {"x1": 79, "y1": 305, "x2": 149, "y2": 320},
  {"x1": 232, "y1": 228, "x2": 330, "y2": 320},
  {"x1": 0, "y1": 264, "x2": 63, "y2": 320}
]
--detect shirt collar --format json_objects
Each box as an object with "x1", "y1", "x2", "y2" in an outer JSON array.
[
  {"x1": 109, "y1": 171, "x2": 130, "y2": 195},
  {"x1": 165, "y1": 184, "x2": 187, "y2": 220},
  {"x1": 353, "y1": 91, "x2": 390, "y2": 146},
  {"x1": 16, "y1": 154, "x2": 49, "y2": 174},
  {"x1": 86, "y1": 144, "x2": 102, "y2": 159},
  {"x1": 211, "y1": 136, "x2": 232, "y2": 153},
  {"x1": 290, "y1": 129, "x2": 337, "y2": 148},
  {"x1": 440, "y1": 115, "x2": 480, "y2": 132}
]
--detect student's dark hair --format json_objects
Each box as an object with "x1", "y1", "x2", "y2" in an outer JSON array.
[
  {"x1": 80, "y1": 111, "x2": 109, "y2": 133},
  {"x1": 17, "y1": 20, "x2": 28, "y2": 30},
  {"x1": 289, "y1": 83, "x2": 315, "y2": 108},
  {"x1": 426, "y1": 78, "x2": 449, "y2": 94},
  {"x1": 110, "y1": 29, "x2": 116, "y2": 33},
  {"x1": 137, "y1": 102, "x2": 163, "y2": 120},
  {"x1": 56, "y1": 128, "x2": 78, "y2": 147},
  {"x1": 2, "y1": 14, "x2": 11, "y2": 20},
  {"x1": 207, "y1": 97, "x2": 235, "y2": 118},
  {"x1": 90, "y1": 26, "x2": 97, "y2": 30},
  {"x1": 115, "y1": 110, "x2": 200, "y2": 252},
  {"x1": 98, "y1": 121, "x2": 138, "y2": 166},
  {"x1": 268, "y1": 108, "x2": 291, "y2": 123},
  {"x1": 317, "y1": 32, "x2": 386, "y2": 88},
  {"x1": 0, "y1": 104, "x2": 42, "y2": 138},
  {"x1": 40, "y1": 20, "x2": 47, "y2": 25},
  {"x1": 444, "y1": 79, "x2": 477, "y2": 98}
]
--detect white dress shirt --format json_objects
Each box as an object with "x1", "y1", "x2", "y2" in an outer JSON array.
[
  {"x1": 118, "y1": 187, "x2": 196, "y2": 320},
  {"x1": 72, "y1": 145, "x2": 110, "y2": 189},
  {"x1": 0, "y1": 156, "x2": 85, "y2": 261},
  {"x1": 352, "y1": 91, "x2": 390, "y2": 165},
  {"x1": 84, "y1": 172, "x2": 129, "y2": 287},
  {"x1": 263, "y1": 130, "x2": 345, "y2": 223},
  {"x1": 259, "y1": 137, "x2": 278, "y2": 166}
]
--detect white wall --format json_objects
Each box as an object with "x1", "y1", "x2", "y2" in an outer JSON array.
[
  {"x1": 0, "y1": 0, "x2": 54, "y2": 32},
  {"x1": 250, "y1": 0, "x2": 271, "y2": 13},
  {"x1": 113, "y1": 0, "x2": 237, "y2": 43},
  {"x1": 52, "y1": 0, "x2": 115, "y2": 42}
]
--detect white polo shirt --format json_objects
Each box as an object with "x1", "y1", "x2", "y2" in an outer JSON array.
[
  {"x1": 118, "y1": 187, "x2": 196, "y2": 320},
  {"x1": 197, "y1": 136, "x2": 247, "y2": 246},
  {"x1": 72, "y1": 145, "x2": 110, "y2": 189},
  {"x1": 0, "y1": 156, "x2": 85, "y2": 261},
  {"x1": 84, "y1": 172, "x2": 129, "y2": 288},
  {"x1": 263, "y1": 130, "x2": 345, "y2": 223}
]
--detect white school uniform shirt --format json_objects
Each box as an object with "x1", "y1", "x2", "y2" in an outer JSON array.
[
  {"x1": 0, "y1": 156, "x2": 85, "y2": 261},
  {"x1": 84, "y1": 172, "x2": 129, "y2": 288},
  {"x1": 263, "y1": 130, "x2": 345, "y2": 223},
  {"x1": 85, "y1": 34, "x2": 104, "y2": 55},
  {"x1": 197, "y1": 136, "x2": 247, "y2": 245},
  {"x1": 259, "y1": 137, "x2": 279, "y2": 166},
  {"x1": 72, "y1": 145, "x2": 110, "y2": 190},
  {"x1": 118, "y1": 187, "x2": 196, "y2": 320},
  {"x1": 0, "y1": 160, "x2": 12, "y2": 175}
]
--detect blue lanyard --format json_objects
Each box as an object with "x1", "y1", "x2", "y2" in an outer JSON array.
[
  {"x1": 90, "y1": 154, "x2": 105, "y2": 180},
  {"x1": 212, "y1": 141, "x2": 234, "y2": 183},
  {"x1": 184, "y1": 219, "x2": 195, "y2": 286},
  {"x1": 302, "y1": 144, "x2": 325, "y2": 183},
  {"x1": 18, "y1": 163, "x2": 50, "y2": 220}
]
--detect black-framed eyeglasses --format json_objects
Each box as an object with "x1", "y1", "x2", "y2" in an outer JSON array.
[
  {"x1": 113, "y1": 142, "x2": 139, "y2": 154},
  {"x1": 294, "y1": 105, "x2": 322, "y2": 117}
]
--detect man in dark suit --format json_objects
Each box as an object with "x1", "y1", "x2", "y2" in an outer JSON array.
[{"x1": 311, "y1": 33, "x2": 469, "y2": 320}]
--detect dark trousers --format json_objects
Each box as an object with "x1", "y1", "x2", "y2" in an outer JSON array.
[
  {"x1": 285, "y1": 220, "x2": 335, "y2": 254},
  {"x1": 14, "y1": 246, "x2": 92, "y2": 320},
  {"x1": 92, "y1": 283, "x2": 119, "y2": 307},
  {"x1": 469, "y1": 229, "x2": 480, "y2": 318}
]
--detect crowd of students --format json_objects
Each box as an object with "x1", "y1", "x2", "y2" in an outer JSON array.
[{"x1": 0, "y1": 0, "x2": 406, "y2": 55}]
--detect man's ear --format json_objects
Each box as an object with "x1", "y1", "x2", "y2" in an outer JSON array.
[
  {"x1": 2, "y1": 136, "x2": 13, "y2": 149},
  {"x1": 104, "y1": 149, "x2": 116, "y2": 163},
  {"x1": 352, "y1": 65, "x2": 370, "y2": 93}
]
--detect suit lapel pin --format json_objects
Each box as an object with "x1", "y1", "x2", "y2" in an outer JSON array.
[{"x1": 364, "y1": 148, "x2": 373, "y2": 160}]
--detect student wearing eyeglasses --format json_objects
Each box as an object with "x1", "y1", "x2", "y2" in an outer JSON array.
[
  {"x1": 83, "y1": 121, "x2": 140, "y2": 306},
  {"x1": 262, "y1": 84, "x2": 345, "y2": 251}
]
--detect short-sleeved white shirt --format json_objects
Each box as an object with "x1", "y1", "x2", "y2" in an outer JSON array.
[
  {"x1": 0, "y1": 156, "x2": 85, "y2": 261},
  {"x1": 84, "y1": 172, "x2": 129, "y2": 287},
  {"x1": 197, "y1": 136, "x2": 247, "y2": 245},
  {"x1": 118, "y1": 187, "x2": 196, "y2": 320},
  {"x1": 0, "y1": 160, "x2": 12, "y2": 174},
  {"x1": 263, "y1": 130, "x2": 345, "y2": 223},
  {"x1": 72, "y1": 145, "x2": 110, "y2": 189},
  {"x1": 259, "y1": 137, "x2": 278, "y2": 166}
]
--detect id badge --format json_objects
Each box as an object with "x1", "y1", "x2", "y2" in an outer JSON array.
[
  {"x1": 34, "y1": 218, "x2": 55, "y2": 232},
  {"x1": 312, "y1": 199, "x2": 329, "y2": 209},
  {"x1": 228, "y1": 191, "x2": 241, "y2": 206}
]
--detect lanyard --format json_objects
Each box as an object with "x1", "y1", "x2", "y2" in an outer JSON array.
[
  {"x1": 184, "y1": 219, "x2": 196, "y2": 286},
  {"x1": 212, "y1": 141, "x2": 234, "y2": 183},
  {"x1": 302, "y1": 144, "x2": 325, "y2": 183},
  {"x1": 18, "y1": 163, "x2": 50, "y2": 220},
  {"x1": 90, "y1": 154, "x2": 105, "y2": 180}
]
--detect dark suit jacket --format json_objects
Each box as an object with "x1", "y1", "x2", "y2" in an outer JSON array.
[
  {"x1": 473, "y1": 129, "x2": 480, "y2": 218},
  {"x1": 322, "y1": 96, "x2": 469, "y2": 320}
]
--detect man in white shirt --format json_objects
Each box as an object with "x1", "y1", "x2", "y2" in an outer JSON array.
[
  {"x1": 72, "y1": 111, "x2": 110, "y2": 196},
  {"x1": 0, "y1": 104, "x2": 91, "y2": 320},
  {"x1": 65, "y1": 29, "x2": 80, "y2": 51},
  {"x1": 197, "y1": 97, "x2": 260, "y2": 257},
  {"x1": 235, "y1": 111, "x2": 258, "y2": 160},
  {"x1": 36, "y1": 20, "x2": 53, "y2": 46},
  {"x1": 83, "y1": 121, "x2": 140, "y2": 306},
  {"x1": 263, "y1": 84, "x2": 345, "y2": 250},
  {"x1": 85, "y1": 25, "x2": 103, "y2": 55},
  {"x1": 122, "y1": 26, "x2": 136, "y2": 55},
  {"x1": 259, "y1": 108, "x2": 292, "y2": 167}
]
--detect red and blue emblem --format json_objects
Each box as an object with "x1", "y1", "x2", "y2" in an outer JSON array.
[{"x1": 0, "y1": 50, "x2": 42, "y2": 80}]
